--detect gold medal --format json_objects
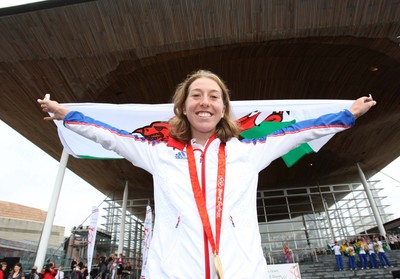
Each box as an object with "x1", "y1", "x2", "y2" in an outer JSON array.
[{"x1": 214, "y1": 252, "x2": 224, "y2": 279}]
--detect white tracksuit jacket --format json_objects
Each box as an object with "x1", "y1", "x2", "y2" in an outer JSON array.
[{"x1": 64, "y1": 109, "x2": 355, "y2": 279}]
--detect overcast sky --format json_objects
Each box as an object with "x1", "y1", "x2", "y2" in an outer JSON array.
[
  {"x1": 0, "y1": 0, "x2": 47, "y2": 8},
  {"x1": 0, "y1": 120, "x2": 108, "y2": 236}
]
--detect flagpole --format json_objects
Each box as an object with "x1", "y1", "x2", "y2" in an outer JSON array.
[{"x1": 35, "y1": 148, "x2": 69, "y2": 271}]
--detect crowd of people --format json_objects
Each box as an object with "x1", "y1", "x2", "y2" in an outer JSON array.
[
  {"x1": 0, "y1": 262, "x2": 63, "y2": 279},
  {"x1": 69, "y1": 254, "x2": 136, "y2": 279},
  {"x1": 0, "y1": 253, "x2": 137, "y2": 279},
  {"x1": 330, "y1": 234, "x2": 398, "y2": 271},
  {"x1": 388, "y1": 232, "x2": 400, "y2": 250},
  {"x1": 95, "y1": 253, "x2": 135, "y2": 279},
  {"x1": 0, "y1": 262, "x2": 26, "y2": 279}
]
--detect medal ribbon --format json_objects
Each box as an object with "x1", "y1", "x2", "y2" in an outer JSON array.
[{"x1": 186, "y1": 142, "x2": 226, "y2": 279}]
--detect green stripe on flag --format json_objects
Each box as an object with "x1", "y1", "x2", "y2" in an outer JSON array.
[
  {"x1": 282, "y1": 143, "x2": 314, "y2": 167},
  {"x1": 240, "y1": 121, "x2": 296, "y2": 138},
  {"x1": 240, "y1": 120, "x2": 313, "y2": 167},
  {"x1": 77, "y1": 155, "x2": 124, "y2": 160}
]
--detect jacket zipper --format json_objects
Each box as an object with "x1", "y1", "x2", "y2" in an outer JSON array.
[
  {"x1": 175, "y1": 216, "x2": 181, "y2": 228},
  {"x1": 230, "y1": 215, "x2": 235, "y2": 227}
]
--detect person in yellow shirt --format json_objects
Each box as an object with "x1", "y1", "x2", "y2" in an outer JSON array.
[{"x1": 347, "y1": 244, "x2": 356, "y2": 271}]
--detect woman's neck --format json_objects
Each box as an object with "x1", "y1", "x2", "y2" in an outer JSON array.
[
  {"x1": 193, "y1": 138, "x2": 207, "y2": 146},
  {"x1": 191, "y1": 131, "x2": 216, "y2": 146}
]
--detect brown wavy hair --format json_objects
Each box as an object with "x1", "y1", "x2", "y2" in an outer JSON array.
[{"x1": 169, "y1": 70, "x2": 241, "y2": 143}]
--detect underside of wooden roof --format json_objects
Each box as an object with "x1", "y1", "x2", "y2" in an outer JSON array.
[{"x1": 1, "y1": 0, "x2": 399, "y2": 220}]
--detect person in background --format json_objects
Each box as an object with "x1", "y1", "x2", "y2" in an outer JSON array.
[
  {"x1": 105, "y1": 254, "x2": 115, "y2": 279},
  {"x1": 283, "y1": 243, "x2": 293, "y2": 263},
  {"x1": 76, "y1": 258, "x2": 84, "y2": 270},
  {"x1": 346, "y1": 243, "x2": 357, "y2": 271},
  {"x1": 27, "y1": 266, "x2": 39, "y2": 279},
  {"x1": 0, "y1": 262, "x2": 7, "y2": 279},
  {"x1": 70, "y1": 266, "x2": 82, "y2": 279},
  {"x1": 388, "y1": 232, "x2": 396, "y2": 250},
  {"x1": 80, "y1": 266, "x2": 88, "y2": 279},
  {"x1": 8, "y1": 263, "x2": 25, "y2": 279},
  {"x1": 54, "y1": 266, "x2": 63, "y2": 279},
  {"x1": 97, "y1": 256, "x2": 107, "y2": 279},
  {"x1": 40, "y1": 263, "x2": 57, "y2": 279},
  {"x1": 121, "y1": 261, "x2": 132, "y2": 279},
  {"x1": 358, "y1": 239, "x2": 369, "y2": 270},
  {"x1": 70, "y1": 259, "x2": 77, "y2": 271},
  {"x1": 331, "y1": 241, "x2": 344, "y2": 271},
  {"x1": 374, "y1": 236, "x2": 394, "y2": 268},
  {"x1": 38, "y1": 70, "x2": 376, "y2": 278},
  {"x1": 366, "y1": 238, "x2": 379, "y2": 269},
  {"x1": 110, "y1": 261, "x2": 117, "y2": 279},
  {"x1": 115, "y1": 254, "x2": 124, "y2": 279},
  {"x1": 394, "y1": 233, "x2": 400, "y2": 249}
]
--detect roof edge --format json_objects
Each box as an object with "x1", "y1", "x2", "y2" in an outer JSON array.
[{"x1": 0, "y1": 0, "x2": 97, "y2": 17}]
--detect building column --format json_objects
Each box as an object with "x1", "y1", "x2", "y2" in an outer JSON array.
[
  {"x1": 319, "y1": 188, "x2": 335, "y2": 243},
  {"x1": 35, "y1": 148, "x2": 69, "y2": 271},
  {"x1": 357, "y1": 163, "x2": 386, "y2": 238},
  {"x1": 118, "y1": 181, "x2": 128, "y2": 255}
]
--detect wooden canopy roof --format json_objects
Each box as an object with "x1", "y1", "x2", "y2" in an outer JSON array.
[{"x1": 1, "y1": 0, "x2": 399, "y2": 219}]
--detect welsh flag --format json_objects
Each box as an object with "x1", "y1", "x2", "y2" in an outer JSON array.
[{"x1": 53, "y1": 99, "x2": 353, "y2": 167}]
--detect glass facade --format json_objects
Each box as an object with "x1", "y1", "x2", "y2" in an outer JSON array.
[
  {"x1": 102, "y1": 198, "x2": 145, "y2": 275},
  {"x1": 0, "y1": 181, "x2": 393, "y2": 275},
  {"x1": 257, "y1": 181, "x2": 392, "y2": 263}
]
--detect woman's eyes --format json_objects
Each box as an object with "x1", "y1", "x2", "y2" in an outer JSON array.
[{"x1": 190, "y1": 93, "x2": 220, "y2": 99}]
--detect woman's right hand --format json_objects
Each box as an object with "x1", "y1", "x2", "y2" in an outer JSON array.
[
  {"x1": 349, "y1": 95, "x2": 377, "y2": 119},
  {"x1": 37, "y1": 98, "x2": 70, "y2": 121}
]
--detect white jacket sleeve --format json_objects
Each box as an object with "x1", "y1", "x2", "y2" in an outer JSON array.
[{"x1": 63, "y1": 111, "x2": 158, "y2": 174}]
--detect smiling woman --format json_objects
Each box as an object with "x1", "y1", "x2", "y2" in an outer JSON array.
[{"x1": 36, "y1": 69, "x2": 376, "y2": 279}]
